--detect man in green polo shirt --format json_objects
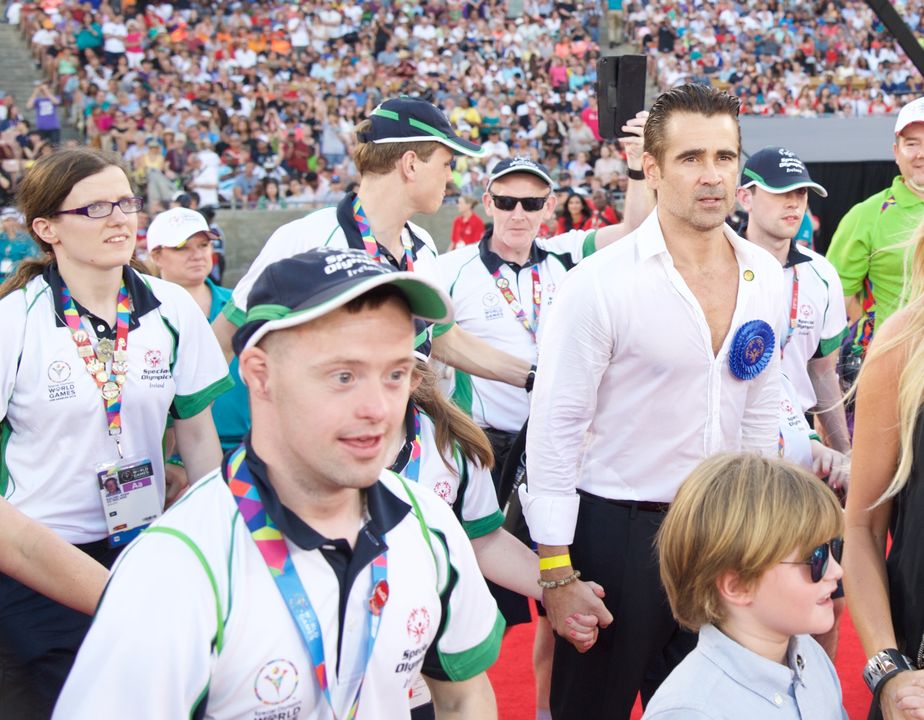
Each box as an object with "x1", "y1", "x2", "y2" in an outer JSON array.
[{"x1": 827, "y1": 97, "x2": 924, "y2": 351}]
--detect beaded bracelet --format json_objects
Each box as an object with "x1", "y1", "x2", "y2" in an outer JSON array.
[{"x1": 537, "y1": 570, "x2": 581, "y2": 590}]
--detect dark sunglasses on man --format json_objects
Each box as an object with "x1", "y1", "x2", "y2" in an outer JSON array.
[{"x1": 490, "y1": 193, "x2": 549, "y2": 213}]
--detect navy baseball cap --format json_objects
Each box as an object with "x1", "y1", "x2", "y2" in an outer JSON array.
[
  {"x1": 232, "y1": 249, "x2": 453, "y2": 353},
  {"x1": 357, "y1": 97, "x2": 485, "y2": 157},
  {"x1": 487, "y1": 156, "x2": 554, "y2": 190},
  {"x1": 740, "y1": 147, "x2": 828, "y2": 197}
]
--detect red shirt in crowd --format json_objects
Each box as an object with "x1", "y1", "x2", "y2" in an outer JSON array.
[{"x1": 451, "y1": 212, "x2": 486, "y2": 250}]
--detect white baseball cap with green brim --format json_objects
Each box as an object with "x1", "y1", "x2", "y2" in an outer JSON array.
[{"x1": 232, "y1": 248, "x2": 453, "y2": 354}]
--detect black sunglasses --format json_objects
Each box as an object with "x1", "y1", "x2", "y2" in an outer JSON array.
[
  {"x1": 490, "y1": 193, "x2": 549, "y2": 212},
  {"x1": 780, "y1": 537, "x2": 843, "y2": 583}
]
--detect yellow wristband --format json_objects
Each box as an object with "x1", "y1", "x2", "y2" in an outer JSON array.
[{"x1": 539, "y1": 554, "x2": 572, "y2": 571}]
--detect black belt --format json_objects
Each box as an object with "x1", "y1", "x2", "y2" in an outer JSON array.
[{"x1": 577, "y1": 489, "x2": 671, "y2": 513}]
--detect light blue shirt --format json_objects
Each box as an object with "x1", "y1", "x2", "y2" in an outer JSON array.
[{"x1": 643, "y1": 624, "x2": 847, "y2": 719}]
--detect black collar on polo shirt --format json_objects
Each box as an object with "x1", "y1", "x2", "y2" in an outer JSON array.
[
  {"x1": 45, "y1": 263, "x2": 161, "y2": 336},
  {"x1": 335, "y1": 192, "x2": 427, "y2": 271},
  {"x1": 736, "y1": 224, "x2": 813, "y2": 270},
  {"x1": 237, "y1": 437, "x2": 412, "y2": 674},
  {"x1": 785, "y1": 240, "x2": 812, "y2": 269},
  {"x1": 478, "y1": 226, "x2": 549, "y2": 273},
  {"x1": 238, "y1": 436, "x2": 411, "y2": 554}
]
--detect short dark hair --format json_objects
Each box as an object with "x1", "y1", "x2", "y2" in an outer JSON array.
[{"x1": 644, "y1": 84, "x2": 741, "y2": 166}]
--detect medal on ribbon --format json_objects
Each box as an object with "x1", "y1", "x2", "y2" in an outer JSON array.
[{"x1": 728, "y1": 319, "x2": 775, "y2": 380}]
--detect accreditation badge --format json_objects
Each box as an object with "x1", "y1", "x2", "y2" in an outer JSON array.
[
  {"x1": 728, "y1": 320, "x2": 775, "y2": 381},
  {"x1": 408, "y1": 673, "x2": 432, "y2": 709},
  {"x1": 96, "y1": 457, "x2": 162, "y2": 547}
]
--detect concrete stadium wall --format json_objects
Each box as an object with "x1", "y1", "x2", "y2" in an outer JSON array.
[{"x1": 217, "y1": 204, "x2": 484, "y2": 287}]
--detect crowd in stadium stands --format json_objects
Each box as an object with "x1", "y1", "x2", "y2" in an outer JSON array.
[
  {"x1": 626, "y1": 0, "x2": 924, "y2": 115},
  {"x1": 0, "y1": 0, "x2": 921, "y2": 214}
]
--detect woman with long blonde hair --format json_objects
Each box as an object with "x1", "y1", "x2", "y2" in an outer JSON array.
[{"x1": 843, "y1": 217, "x2": 924, "y2": 718}]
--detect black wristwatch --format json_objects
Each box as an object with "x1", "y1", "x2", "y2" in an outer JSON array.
[
  {"x1": 524, "y1": 365, "x2": 537, "y2": 393},
  {"x1": 626, "y1": 167, "x2": 645, "y2": 181},
  {"x1": 864, "y1": 649, "x2": 914, "y2": 699}
]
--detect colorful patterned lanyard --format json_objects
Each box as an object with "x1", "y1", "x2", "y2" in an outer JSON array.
[
  {"x1": 781, "y1": 266, "x2": 799, "y2": 355},
  {"x1": 492, "y1": 266, "x2": 541, "y2": 342},
  {"x1": 352, "y1": 196, "x2": 415, "y2": 271},
  {"x1": 401, "y1": 406, "x2": 423, "y2": 482},
  {"x1": 227, "y1": 446, "x2": 387, "y2": 720},
  {"x1": 60, "y1": 278, "x2": 131, "y2": 446}
]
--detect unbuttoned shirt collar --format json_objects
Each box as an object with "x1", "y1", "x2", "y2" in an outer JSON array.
[
  {"x1": 478, "y1": 227, "x2": 549, "y2": 273},
  {"x1": 334, "y1": 192, "x2": 427, "y2": 271},
  {"x1": 699, "y1": 624, "x2": 809, "y2": 708},
  {"x1": 784, "y1": 240, "x2": 812, "y2": 269},
  {"x1": 45, "y1": 263, "x2": 161, "y2": 334},
  {"x1": 234, "y1": 436, "x2": 411, "y2": 553}
]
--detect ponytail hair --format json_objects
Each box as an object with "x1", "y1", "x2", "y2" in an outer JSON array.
[{"x1": 411, "y1": 361, "x2": 494, "y2": 471}]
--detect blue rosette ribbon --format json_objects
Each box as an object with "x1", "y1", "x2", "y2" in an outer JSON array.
[{"x1": 728, "y1": 320, "x2": 775, "y2": 380}]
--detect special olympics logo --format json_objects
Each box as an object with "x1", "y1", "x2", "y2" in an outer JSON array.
[
  {"x1": 407, "y1": 608, "x2": 431, "y2": 644},
  {"x1": 800, "y1": 304, "x2": 814, "y2": 319},
  {"x1": 144, "y1": 350, "x2": 163, "y2": 368},
  {"x1": 47, "y1": 360, "x2": 71, "y2": 383},
  {"x1": 433, "y1": 480, "x2": 452, "y2": 503},
  {"x1": 781, "y1": 398, "x2": 794, "y2": 415},
  {"x1": 253, "y1": 659, "x2": 299, "y2": 705}
]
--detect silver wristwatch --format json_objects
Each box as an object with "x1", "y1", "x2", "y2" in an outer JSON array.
[{"x1": 863, "y1": 649, "x2": 914, "y2": 694}]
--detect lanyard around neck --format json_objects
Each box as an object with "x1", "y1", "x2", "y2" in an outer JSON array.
[
  {"x1": 226, "y1": 445, "x2": 387, "y2": 720},
  {"x1": 492, "y1": 265, "x2": 541, "y2": 342},
  {"x1": 60, "y1": 278, "x2": 131, "y2": 450},
  {"x1": 402, "y1": 406, "x2": 422, "y2": 482},
  {"x1": 352, "y1": 196, "x2": 415, "y2": 271},
  {"x1": 781, "y1": 266, "x2": 799, "y2": 355}
]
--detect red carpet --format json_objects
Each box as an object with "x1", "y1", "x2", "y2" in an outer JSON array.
[{"x1": 488, "y1": 602, "x2": 870, "y2": 719}]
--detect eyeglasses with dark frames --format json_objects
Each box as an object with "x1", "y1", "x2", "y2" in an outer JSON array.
[
  {"x1": 489, "y1": 193, "x2": 550, "y2": 213},
  {"x1": 52, "y1": 196, "x2": 145, "y2": 219},
  {"x1": 779, "y1": 537, "x2": 843, "y2": 583}
]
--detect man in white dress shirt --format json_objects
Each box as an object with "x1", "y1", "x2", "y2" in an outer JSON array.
[{"x1": 519, "y1": 84, "x2": 785, "y2": 719}]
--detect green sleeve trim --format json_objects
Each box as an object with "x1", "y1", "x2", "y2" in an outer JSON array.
[
  {"x1": 172, "y1": 375, "x2": 234, "y2": 419},
  {"x1": 438, "y1": 609, "x2": 505, "y2": 681},
  {"x1": 582, "y1": 230, "x2": 597, "y2": 258},
  {"x1": 461, "y1": 510, "x2": 505, "y2": 539},
  {"x1": 451, "y1": 371, "x2": 474, "y2": 416},
  {"x1": 818, "y1": 326, "x2": 849, "y2": 357},
  {"x1": 221, "y1": 300, "x2": 247, "y2": 328},
  {"x1": 809, "y1": 432, "x2": 822, "y2": 442},
  {"x1": 432, "y1": 321, "x2": 455, "y2": 338},
  {"x1": 144, "y1": 526, "x2": 224, "y2": 653}
]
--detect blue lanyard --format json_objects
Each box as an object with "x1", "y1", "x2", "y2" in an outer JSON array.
[{"x1": 227, "y1": 445, "x2": 387, "y2": 719}]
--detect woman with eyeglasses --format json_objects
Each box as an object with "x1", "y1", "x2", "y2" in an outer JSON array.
[
  {"x1": 0, "y1": 148, "x2": 231, "y2": 716},
  {"x1": 843, "y1": 221, "x2": 924, "y2": 719}
]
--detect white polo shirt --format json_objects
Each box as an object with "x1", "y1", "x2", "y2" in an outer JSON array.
[
  {"x1": 0, "y1": 266, "x2": 232, "y2": 543},
  {"x1": 226, "y1": 194, "x2": 438, "y2": 322},
  {"x1": 436, "y1": 230, "x2": 596, "y2": 433},
  {"x1": 55, "y1": 452, "x2": 504, "y2": 720},
  {"x1": 391, "y1": 405, "x2": 505, "y2": 539},
  {"x1": 779, "y1": 244, "x2": 849, "y2": 413},
  {"x1": 522, "y1": 210, "x2": 785, "y2": 546}
]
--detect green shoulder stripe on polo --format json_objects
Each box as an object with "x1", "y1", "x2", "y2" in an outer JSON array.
[
  {"x1": 0, "y1": 419, "x2": 13, "y2": 497},
  {"x1": 221, "y1": 300, "x2": 247, "y2": 328},
  {"x1": 438, "y1": 608, "x2": 505, "y2": 681},
  {"x1": 582, "y1": 230, "x2": 597, "y2": 258},
  {"x1": 145, "y1": 526, "x2": 225, "y2": 653},
  {"x1": 172, "y1": 375, "x2": 235, "y2": 419},
  {"x1": 394, "y1": 473, "x2": 439, "y2": 586},
  {"x1": 190, "y1": 681, "x2": 210, "y2": 720},
  {"x1": 818, "y1": 326, "x2": 849, "y2": 357},
  {"x1": 451, "y1": 371, "x2": 474, "y2": 416},
  {"x1": 461, "y1": 510, "x2": 505, "y2": 539},
  {"x1": 432, "y1": 321, "x2": 454, "y2": 338}
]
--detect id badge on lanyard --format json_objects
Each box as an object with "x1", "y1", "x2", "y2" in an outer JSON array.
[
  {"x1": 60, "y1": 277, "x2": 164, "y2": 547},
  {"x1": 96, "y1": 457, "x2": 161, "y2": 546}
]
